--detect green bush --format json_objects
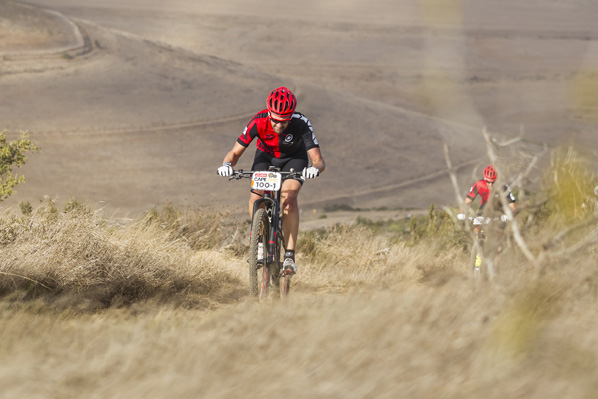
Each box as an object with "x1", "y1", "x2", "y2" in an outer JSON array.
[{"x1": 0, "y1": 130, "x2": 39, "y2": 201}]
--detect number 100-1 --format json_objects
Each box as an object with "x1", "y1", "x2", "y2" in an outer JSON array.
[{"x1": 255, "y1": 181, "x2": 273, "y2": 189}]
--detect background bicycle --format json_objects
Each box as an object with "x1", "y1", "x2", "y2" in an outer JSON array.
[{"x1": 467, "y1": 215, "x2": 509, "y2": 285}]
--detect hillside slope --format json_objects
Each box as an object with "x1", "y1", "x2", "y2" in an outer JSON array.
[{"x1": 2, "y1": 0, "x2": 598, "y2": 216}]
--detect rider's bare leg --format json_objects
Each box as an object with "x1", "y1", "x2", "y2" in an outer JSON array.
[{"x1": 280, "y1": 179, "x2": 302, "y2": 251}]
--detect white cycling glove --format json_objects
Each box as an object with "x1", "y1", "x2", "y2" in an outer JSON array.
[
  {"x1": 457, "y1": 213, "x2": 466, "y2": 221},
  {"x1": 302, "y1": 166, "x2": 320, "y2": 179},
  {"x1": 217, "y1": 163, "x2": 233, "y2": 177}
]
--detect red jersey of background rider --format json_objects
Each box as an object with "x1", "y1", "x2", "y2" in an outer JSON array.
[
  {"x1": 237, "y1": 110, "x2": 319, "y2": 158},
  {"x1": 467, "y1": 179, "x2": 516, "y2": 208}
]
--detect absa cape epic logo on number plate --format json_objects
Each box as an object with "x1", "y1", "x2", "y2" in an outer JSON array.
[{"x1": 251, "y1": 172, "x2": 282, "y2": 191}]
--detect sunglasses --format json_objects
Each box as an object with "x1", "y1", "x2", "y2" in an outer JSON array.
[
  {"x1": 485, "y1": 179, "x2": 495, "y2": 185},
  {"x1": 269, "y1": 114, "x2": 291, "y2": 124}
]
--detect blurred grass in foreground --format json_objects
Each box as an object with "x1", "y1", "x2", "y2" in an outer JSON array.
[{"x1": 0, "y1": 146, "x2": 597, "y2": 398}]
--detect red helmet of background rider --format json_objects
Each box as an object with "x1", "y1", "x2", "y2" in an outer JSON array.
[
  {"x1": 267, "y1": 87, "x2": 297, "y2": 120},
  {"x1": 483, "y1": 165, "x2": 497, "y2": 182}
]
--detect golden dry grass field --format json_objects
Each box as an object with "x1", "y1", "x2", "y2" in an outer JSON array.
[
  {"x1": 0, "y1": 193, "x2": 597, "y2": 398},
  {"x1": 1, "y1": 0, "x2": 598, "y2": 397}
]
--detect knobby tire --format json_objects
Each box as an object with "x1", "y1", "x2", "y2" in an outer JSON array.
[
  {"x1": 249, "y1": 208, "x2": 269, "y2": 298},
  {"x1": 470, "y1": 237, "x2": 484, "y2": 286},
  {"x1": 260, "y1": 261, "x2": 270, "y2": 300},
  {"x1": 277, "y1": 232, "x2": 291, "y2": 298},
  {"x1": 281, "y1": 275, "x2": 291, "y2": 297}
]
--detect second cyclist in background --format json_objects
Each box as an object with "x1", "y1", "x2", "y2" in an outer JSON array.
[{"x1": 457, "y1": 165, "x2": 516, "y2": 220}]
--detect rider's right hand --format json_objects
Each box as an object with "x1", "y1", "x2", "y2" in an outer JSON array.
[
  {"x1": 302, "y1": 166, "x2": 320, "y2": 179},
  {"x1": 217, "y1": 163, "x2": 233, "y2": 177},
  {"x1": 457, "y1": 213, "x2": 466, "y2": 221}
]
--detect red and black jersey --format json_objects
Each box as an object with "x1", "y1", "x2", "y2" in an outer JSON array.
[
  {"x1": 237, "y1": 110, "x2": 319, "y2": 158},
  {"x1": 467, "y1": 179, "x2": 516, "y2": 212}
]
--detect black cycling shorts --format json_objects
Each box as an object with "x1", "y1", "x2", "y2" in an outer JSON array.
[{"x1": 251, "y1": 150, "x2": 308, "y2": 185}]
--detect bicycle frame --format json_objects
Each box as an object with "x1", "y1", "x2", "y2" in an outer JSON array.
[
  {"x1": 468, "y1": 216, "x2": 503, "y2": 282},
  {"x1": 252, "y1": 189, "x2": 283, "y2": 267}
]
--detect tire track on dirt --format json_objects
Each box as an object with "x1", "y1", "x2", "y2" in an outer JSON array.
[
  {"x1": 0, "y1": 1, "x2": 87, "y2": 58},
  {"x1": 3, "y1": 8, "x2": 263, "y2": 137},
  {"x1": 304, "y1": 157, "x2": 484, "y2": 209},
  {"x1": 34, "y1": 112, "x2": 259, "y2": 137}
]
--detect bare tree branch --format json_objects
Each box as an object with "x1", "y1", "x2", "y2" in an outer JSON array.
[
  {"x1": 482, "y1": 127, "x2": 539, "y2": 269},
  {"x1": 492, "y1": 136, "x2": 522, "y2": 147},
  {"x1": 510, "y1": 143, "x2": 549, "y2": 190},
  {"x1": 546, "y1": 226, "x2": 598, "y2": 261},
  {"x1": 542, "y1": 216, "x2": 598, "y2": 251},
  {"x1": 443, "y1": 143, "x2": 464, "y2": 208}
]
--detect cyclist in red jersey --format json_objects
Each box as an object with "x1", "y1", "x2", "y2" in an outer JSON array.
[
  {"x1": 457, "y1": 165, "x2": 516, "y2": 220},
  {"x1": 217, "y1": 87, "x2": 326, "y2": 275}
]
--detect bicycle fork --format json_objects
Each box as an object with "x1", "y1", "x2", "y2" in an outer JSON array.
[
  {"x1": 474, "y1": 252, "x2": 482, "y2": 270},
  {"x1": 472, "y1": 230, "x2": 497, "y2": 281},
  {"x1": 252, "y1": 194, "x2": 280, "y2": 268}
]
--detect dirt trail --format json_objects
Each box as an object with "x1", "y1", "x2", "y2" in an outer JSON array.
[{"x1": 0, "y1": 0, "x2": 84, "y2": 55}]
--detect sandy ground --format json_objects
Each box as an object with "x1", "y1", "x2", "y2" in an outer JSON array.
[{"x1": 2, "y1": 0, "x2": 598, "y2": 220}]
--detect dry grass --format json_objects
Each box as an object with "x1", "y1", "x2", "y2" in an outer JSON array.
[
  {"x1": 1, "y1": 259, "x2": 596, "y2": 398},
  {"x1": 1, "y1": 174, "x2": 597, "y2": 398},
  {"x1": 295, "y1": 223, "x2": 467, "y2": 292},
  {"x1": 0, "y1": 199, "x2": 245, "y2": 308}
]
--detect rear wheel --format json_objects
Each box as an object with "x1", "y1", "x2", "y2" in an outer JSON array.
[
  {"x1": 281, "y1": 275, "x2": 291, "y2": 297},
  {"x1": 275, "y1": 231, "x2": 292, "y2": 298},
  {"x1": 270, "y1": 232, "x2": 283, "y2": 295},
  {"x1": 249, "y1": 208, "x2": 270, "y2": 298},
  {"x1": 264, "y1": 224, "x2": 287, "y2": 299}
]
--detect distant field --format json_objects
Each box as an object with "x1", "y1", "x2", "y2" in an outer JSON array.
[{"x1": 2, "y1": 0, "x2": 598, "y2": 216}]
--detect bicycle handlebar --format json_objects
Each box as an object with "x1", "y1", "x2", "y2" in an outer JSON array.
[
  {"x1": 227, "y1": 169, "x2": 303, "y2": 181},
  {"x1": 468, "y1": 215, "x2": 509, "y2": 225}
]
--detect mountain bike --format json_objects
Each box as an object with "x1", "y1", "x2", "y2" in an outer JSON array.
[
  {"x1": 468, "y1": 216, "x2": 489, "y2": 284},
  {"x1": 228, "y1": 166, "x2": 302, "y2": 300},
  {"x1": 468, "y1": 216, "x2": 507, "y2": 285}
]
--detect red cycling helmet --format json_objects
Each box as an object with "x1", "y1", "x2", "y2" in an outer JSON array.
[
  {"x1": 267, "y1": 87, "x2": 297, "y2": 119},
  {"x1": 483, "y1": 165, "x2": 497, "y2": 181}
]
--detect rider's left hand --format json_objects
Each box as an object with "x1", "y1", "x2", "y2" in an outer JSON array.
[{"x1": 302, "y1": 166, "x2": 320, "y2": 179}]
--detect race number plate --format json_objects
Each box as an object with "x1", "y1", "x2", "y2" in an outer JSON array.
[
  {"x1": 473, "y1": 216, "x2": 488, "y2": 225},
  {"x1": 251, "y1": 172, "x2": 282, "y2": 191}
]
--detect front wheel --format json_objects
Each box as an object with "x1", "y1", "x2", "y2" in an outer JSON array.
[
  {"x1": 469, "y1": 238, "x2": 484, "y2": 286},
  {"x1": 249, "y1": 208, "x2": 270, "y2": 298}
]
